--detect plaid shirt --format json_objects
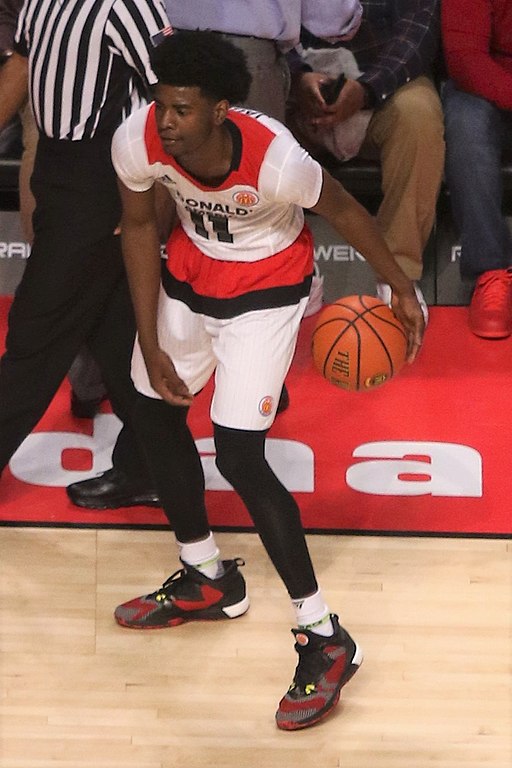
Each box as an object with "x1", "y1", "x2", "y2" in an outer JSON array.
[
  {"x1": 0, "y1": 0, "x2": 22, "y2": 52},
  {"x1": 301, "y1": 0, "x2": 441, "y2": 108}
]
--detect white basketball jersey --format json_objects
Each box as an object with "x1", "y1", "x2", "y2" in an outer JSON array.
[{"x1": 112, "y1": 104, "x2": 323, "y2": 263}]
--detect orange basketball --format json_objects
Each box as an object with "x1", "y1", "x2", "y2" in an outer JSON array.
[{"x1": 312, "y1": 295, "x2": 407, "y2": 391}]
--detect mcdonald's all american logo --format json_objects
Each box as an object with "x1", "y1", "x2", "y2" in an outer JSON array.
[
  {"x1": 233, "y1": 190, "x2": 259, "y2": 206},
  {"x1": 258, "y1": 396, "x2": 274, "y2": 416}
]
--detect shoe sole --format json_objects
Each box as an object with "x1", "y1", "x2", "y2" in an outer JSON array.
[
  {"x1": 115, "y1": 595, "x2": 250, "y2": 629},
  {"x1": 276, "y1": 641, "x2": 364, "y2": 732},
  {"x1": 68, "y1": 495, "x2": 161, "y2": 510},
  {"x1": 469, "y1": 328, "x2": 511, "y2": 339}
]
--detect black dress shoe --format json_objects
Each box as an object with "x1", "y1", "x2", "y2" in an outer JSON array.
[
  {"x1": 276, "y1": 383, "x2": 290, "y2": 414},
  {"x1": 66, "y1": 468, "x2": 161, "y2": 510}
]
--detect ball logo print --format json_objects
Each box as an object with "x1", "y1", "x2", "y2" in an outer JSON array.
[{"x1": 311, "y1": 295, "x2": 407, "y2": 391}]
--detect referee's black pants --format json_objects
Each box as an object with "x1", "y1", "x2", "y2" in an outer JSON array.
[{"x1": 0, "y1": 135, "x2": 150, "y2": 482}]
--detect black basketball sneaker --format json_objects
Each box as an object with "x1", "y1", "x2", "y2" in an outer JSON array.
[
  {"x1": 114, "y1": 558, "x2": 249, "y2": 629},
  {"x1": 276, "y1": 614, "x2": 363, "y2": 730}
]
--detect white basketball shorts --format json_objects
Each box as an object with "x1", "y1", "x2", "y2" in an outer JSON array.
[{"x1": 131, "y1": 287, "x2": 309, "y2": 430}]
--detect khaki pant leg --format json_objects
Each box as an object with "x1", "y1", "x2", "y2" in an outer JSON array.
[{"x1": 361, "y1": 76, "x2": 445, "y2": 280}]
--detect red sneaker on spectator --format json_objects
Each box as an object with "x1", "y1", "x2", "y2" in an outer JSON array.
[{"x1": 469, "y1": 269, "x2": 512, "y2": 339}]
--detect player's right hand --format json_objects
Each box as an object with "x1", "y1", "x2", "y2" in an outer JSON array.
[
  {"x1": 390, "y1": 290, "x2": 425, "y2": 364},
  {"x1": 146, "y1": 348, "x2": 194, "y2": 406}
]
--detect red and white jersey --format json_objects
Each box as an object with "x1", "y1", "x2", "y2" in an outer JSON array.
[{"x1": 112, "y1": 104, "x2": 324, "y2": 314}]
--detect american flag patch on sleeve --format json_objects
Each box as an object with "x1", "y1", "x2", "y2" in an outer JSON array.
[{"x1": 151, "y1": 25, "x2": 174, "y2": 47}]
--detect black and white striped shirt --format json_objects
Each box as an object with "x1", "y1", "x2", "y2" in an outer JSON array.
[{"x1": 14, "y1": 0, "x2": 171, "y2": 140}]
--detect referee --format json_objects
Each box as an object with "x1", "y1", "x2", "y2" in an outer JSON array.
[{"x1": 0, "y1": 0, "x2": 171, "y2": 507}]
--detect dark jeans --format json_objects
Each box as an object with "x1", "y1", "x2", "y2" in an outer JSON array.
[{"x1": 443, "y1": 80, "x2": 512, "y2": 281}]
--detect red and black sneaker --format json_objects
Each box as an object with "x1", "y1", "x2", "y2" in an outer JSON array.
[
  {"x1": 276, "y1": 614, "x2": 363, "y2": 731},
  {"x1": 114, "y1": 558, "x2": 249, "y2": 629}
]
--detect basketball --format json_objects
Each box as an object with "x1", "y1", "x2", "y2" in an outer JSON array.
[{"x1": 312, "y1": 295, "x2": 407, "y2": 391}]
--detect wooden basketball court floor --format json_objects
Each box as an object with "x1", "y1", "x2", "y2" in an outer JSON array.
[
  {"x1": 1, "y1": 296, "x2": 511, "y2": 766},
  {"x1": 1, "y1": 526, "x2": 510, "y2": 768}
]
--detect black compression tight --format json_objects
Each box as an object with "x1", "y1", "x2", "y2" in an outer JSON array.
[
  {"x1": 214, "y1": 424, "x2": 318, "y2": 599},
  {"x1": 132, "y1": 394, "x2": 210, "y2": 543}
]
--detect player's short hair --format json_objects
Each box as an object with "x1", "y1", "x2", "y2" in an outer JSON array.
[{"x1": 150, "y1": 30, "x2": 252, "y2": 105}]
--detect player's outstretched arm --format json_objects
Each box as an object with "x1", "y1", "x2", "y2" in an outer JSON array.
[
  {"x1": 311, "y1": 170, "x2": 425, "y2": 361},
  {"x1": 117, "y1": 179, "x2": 193, "y2": 405}
]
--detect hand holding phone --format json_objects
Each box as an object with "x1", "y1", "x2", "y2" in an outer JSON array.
[{"x1": 320, "y1": 73, "x2": 346, "y2": 105}]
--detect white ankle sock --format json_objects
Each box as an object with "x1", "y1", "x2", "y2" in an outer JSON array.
[
  {"x1": 292, "y1": 589, "x2": 334, "y2": 637},
  {"x1": 176, "y1": 532, "x2": 224, "y2": 579}
]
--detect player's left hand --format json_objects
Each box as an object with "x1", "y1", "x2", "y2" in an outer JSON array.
[{"x1": 390, "y1": 290, "x2": 425, "y2": 363}]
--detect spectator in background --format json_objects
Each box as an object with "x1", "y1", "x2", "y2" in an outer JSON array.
[
  {"x1": 442, "y1": 0, "x2": 512, "y2": 339},
  {"x1": 0, "y1": 0, "x2": 171, "y2": 510},
  {"x1": 164, "y1": 0, "x2": 362, "y2": 123},
  {"x1": 288, "y1": 0, "x2": 445, "y2": 323}
]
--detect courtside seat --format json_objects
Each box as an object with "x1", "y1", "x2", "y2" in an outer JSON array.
[{"x1": 321, "y1": 155, "x2": 382, "y2": 197}]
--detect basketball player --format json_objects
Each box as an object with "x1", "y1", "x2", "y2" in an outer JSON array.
[{"x1": 111, "y1": 30, "x2": 424, "y2": 731}]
